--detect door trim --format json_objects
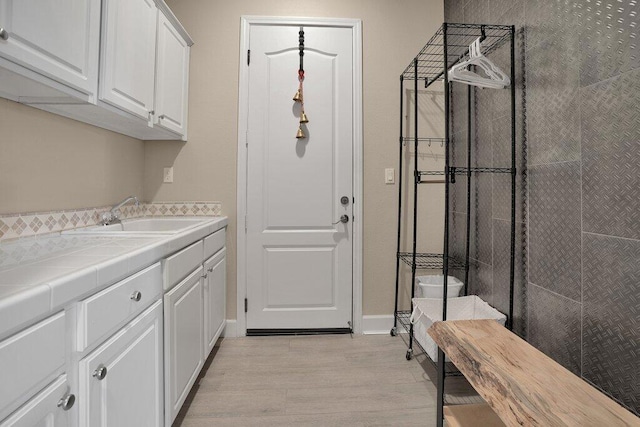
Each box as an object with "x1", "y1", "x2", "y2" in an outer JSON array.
[{"x1": 236, "y1": 16, "x2": 363, "y2": 336}]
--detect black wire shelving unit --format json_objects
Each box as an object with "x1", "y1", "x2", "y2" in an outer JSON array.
[{"x1": 389, "y1": 23, "x2": 516, "y2": 427}]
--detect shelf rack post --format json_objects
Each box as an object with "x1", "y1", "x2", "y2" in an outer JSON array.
[
  {"x1": 436, "y1": 22, "x2": 449, "y2": 427},
  {"x1": 408, "y1": 57, "x2": 419, "y2": 358},
  {"x1": 508, "y1": 25, "x2": 516, "y2": 331},
  {"x1": 463, "y1": 84, "x2": 472, "y2": 296},
  {"x1": 393, "y1": 75, "x2": 404, "y2": 334}
]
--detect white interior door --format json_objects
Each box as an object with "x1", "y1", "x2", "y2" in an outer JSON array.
[{"x1": 245, "y1": 24, "x2": 354, "y2": 331}]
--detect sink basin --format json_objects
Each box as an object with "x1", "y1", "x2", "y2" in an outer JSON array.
[{"x1": 66, "y1": 217, "x2": 210, "y2": 235}]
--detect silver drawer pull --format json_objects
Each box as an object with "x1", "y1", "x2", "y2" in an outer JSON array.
[
  {"x1": 207, "y1": 267, "x2": 214, "y2": 272},
  {"x1": 0, "y1": 28, "x2": 8, "y2": 41},
  {"x1": 57, "y1": 393, "x2": 75, "y2": 411},
  {"x1": 93, "y1": 365, "x2": 107, "y2": 380},
  {"x1": 202, "y1": 273, "x2": 208, "y2": 279},
  {"x1": 158, "y1": 114, "x2": 165, "y2": 119},
  {"x1": 130, "y1": 291, "x2": 142, "y2": 301}
]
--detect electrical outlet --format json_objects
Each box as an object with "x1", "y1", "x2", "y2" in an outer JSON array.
[
  {"x1": 385, "y1": 168, "x2": 395, "y2": 184},
  {"x1": 163, "y1": 167, "x2": 174, "y2": 183}
]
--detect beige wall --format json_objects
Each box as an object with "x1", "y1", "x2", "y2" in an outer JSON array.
[
  {"x1": 0, "y1": 98, "x2": 144, "y2": 215},
  {"x1": 145, "y1": 0, "x2": 444, "y2": 317}
]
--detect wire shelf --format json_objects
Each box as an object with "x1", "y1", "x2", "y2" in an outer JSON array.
[
  {"x1": 452, "y1": 167, "x2": 513, "y2": 174},
  {"x1": 397, "y1": 252, "x2": 466, "y2": 270},
  {"x1": 418, "y1": 170, "x2": 447, "y2": 176},
  {"x1": 401, "y1": 137, "x2": 445, "y2": 145},
  {"x1": 401, "y1": 23, "x2": 512, "y2": 81}
]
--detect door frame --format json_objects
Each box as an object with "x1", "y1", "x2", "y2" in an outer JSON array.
[{"x1": 236, "y1": 16, "x2": 363, "y2": 336}]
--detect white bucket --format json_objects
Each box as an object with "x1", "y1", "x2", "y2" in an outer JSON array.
[{"x1": 415, "y1": 275, "x2": 463, "y2": 298}]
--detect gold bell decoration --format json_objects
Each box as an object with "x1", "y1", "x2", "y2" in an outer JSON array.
[
  {"x1": 296, "y1": 126, "x2": 306, "y2": 139},
  {"x1": 293, "y1": 27, "x2": 309, "y2": 139}
]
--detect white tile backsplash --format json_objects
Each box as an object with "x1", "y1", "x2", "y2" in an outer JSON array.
[{"x1": 0, "y1": 202, "x2": 222, "y2": 242}]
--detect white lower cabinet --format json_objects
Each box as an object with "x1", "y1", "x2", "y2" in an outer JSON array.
[
  {"x1": 164, "y1": 266, "x2": 204, "y2": 426},
  {"x1": 0, "y1": 311, "x2": 66, "y2": 421},
  {"x1": 204, "y1": 248, "x2": 226, "y2": 358},
  {"x1": 79, "y1": 300, "x2": 163, "y2": 427},
  {"x1": 0, "y1": 375, "x2": 74, "y2": 427}
]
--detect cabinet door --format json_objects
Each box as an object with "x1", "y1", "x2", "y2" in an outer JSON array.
[
  {"x1": 204, "y1": 249, "x2": 226, "y2": 358},
  {"x1": 0, "y1": 0, "x2": 100, "y2": 97},
  {"x1": 0, "y1": 375, "x2": 74, "y2": 427},
  {"x1": 154, "y1": 11, "x2": 190, "y2": 137},
  {"x1": 79, "y1": 301, "x2": 163, "y2": 427},
  {"x1": 164, "y1": 267, "x2": 204, "y2": 426},
  {"x1": 99, "y1": 0, "x2": 157, "y2": 121}
]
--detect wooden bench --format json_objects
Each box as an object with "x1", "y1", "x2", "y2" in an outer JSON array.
[{"x1": 428, "y1": 319, "x2": 639, "y2": 426}]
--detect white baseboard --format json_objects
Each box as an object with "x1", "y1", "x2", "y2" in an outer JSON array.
[
  {"x1": 222, "y1": 319, "x2": 237, "y2": 338},
  {"x1": 362, "y1": 315, "x2": 395, "y2": 335}
]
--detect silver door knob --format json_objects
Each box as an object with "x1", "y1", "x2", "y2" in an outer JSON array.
[
  {"x1": 57, "y1": 393, "x2": 75, "y2": 411},
  {"x1": 130, "y1": 291, "x2": 142, "y2": 301},
  {"x1": 333, "y1": 215, "x2": 349, "y2": 224},
  {"x1": 93, "y1": 365, "x2": 107, "y2": 380},
  {"x1": 0, "y1": 28, "x2": 8, "y2": 41}
]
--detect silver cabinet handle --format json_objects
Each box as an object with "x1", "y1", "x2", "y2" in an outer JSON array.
[
  {"x1": 158, "y1": 114, "x2": 165, "y2": 119},
  {"x1": 202, "y1": 273, "x2": 208, "y2": 279},
  {"x1": 57, "y1": 393, "x2": 75, "y2": 411},
  {"x1": 0, "y1": 28, "x2": 8, "y2": 41},
  {"x1": 130, "y1": 291, "x2": 142, "y2": 301},
  {"x1": 93, "y1": 365, "x2": 107, "y2": 380},
  {"x1": 207, "y1": 267, "x2": 213, "y2": 272}
]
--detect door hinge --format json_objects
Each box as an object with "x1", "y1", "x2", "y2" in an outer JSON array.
[
  {"x1": 244, "y1": 298, "x2": 248, "y2": 313},
  {"x1": 247, "y1": 49, "x2": 250, "y2": 66}
]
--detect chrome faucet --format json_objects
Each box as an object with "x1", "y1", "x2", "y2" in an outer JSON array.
[{"x1": 101, "y1": 196, "x2": 140, "y2": 225}]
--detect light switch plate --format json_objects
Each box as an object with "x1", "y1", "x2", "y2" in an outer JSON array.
[
  {"x1": 385, "y1": 168, "x2": 395, "y2": 184},
  {"x1": 163, "y1": 167, "x2": 174, "y2": 183}
]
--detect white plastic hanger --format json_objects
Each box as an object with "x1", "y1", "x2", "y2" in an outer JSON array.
[{"x1": 448, "y1": 37, "x2": 510, "y2": 89}]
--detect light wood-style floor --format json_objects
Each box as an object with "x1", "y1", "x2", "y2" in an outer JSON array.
[{"x1": 173, "y1": 334, "x2": 476, "y2": 426}]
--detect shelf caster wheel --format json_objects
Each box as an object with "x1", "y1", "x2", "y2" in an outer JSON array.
[
  {"x1": 406, "y1": 349, "x2": 413, "y2": 361},
  {"x1": 390, "y1": 327, "x2": 397, "y2": 337}
]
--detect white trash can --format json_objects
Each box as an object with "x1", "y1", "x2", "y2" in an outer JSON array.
[{"x1": 415, "y1": 275, "x2": 463, "y2": 298}]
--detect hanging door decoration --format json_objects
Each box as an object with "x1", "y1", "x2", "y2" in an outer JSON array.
[{"x1": 293, "y1": 27, "x2": 309, "y2": 138}]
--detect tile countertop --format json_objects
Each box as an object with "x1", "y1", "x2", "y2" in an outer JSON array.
[{"x1": 0, "y1": 216, "x2": 227, "y2": 340}]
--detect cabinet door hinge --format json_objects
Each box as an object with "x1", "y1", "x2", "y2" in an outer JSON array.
[
  {"x1": 247, "y1": 49, "x2": 250, "y2": 66},
  {"x1": 244, "y1": 298, "x2": 248, "y2": 313}
]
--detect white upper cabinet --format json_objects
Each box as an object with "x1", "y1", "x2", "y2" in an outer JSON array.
[
  {"x1": 0, "y1": 0, "x2": 100, "y2": 100},
  {"x1": 0, "y1": 0, "x2": 192, "y2": 140},
  {"x1": 99, "y1": 0, "x2": 158, "y2": 122},
  {"x1": 154, "y1": 10, "x2": 190, "y2": 137}
]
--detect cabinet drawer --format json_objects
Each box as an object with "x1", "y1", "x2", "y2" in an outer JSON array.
[
  {"x1": 203, "y1": 228, "x2": 225, "y2": 260},
  {"x1": 0, "y1": 375, "x2": 73, "y2": 427},
  {"x1": 0, "y1": 312, "x2": 66, "y2": 421},
  {"x1": 77, "y1": 262, "x2": 162, "y2": 352},
  {"x1": 163, "y1": 240, "x2": 203, "y2": 291}
]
